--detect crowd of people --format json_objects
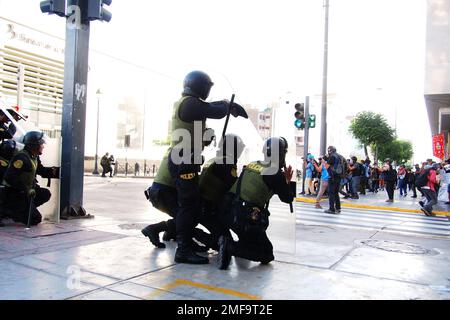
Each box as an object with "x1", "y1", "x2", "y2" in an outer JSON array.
[{"x1": 302, "y1": 151, "x2": 450, "y2": 216}]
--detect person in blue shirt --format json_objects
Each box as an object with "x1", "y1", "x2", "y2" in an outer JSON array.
[
  {"x1": 312, "y1": 155, "x2": 330, "y2": 209},
  {"x1": 304, "y1": 154, "x2": 316, "y2": 195}
]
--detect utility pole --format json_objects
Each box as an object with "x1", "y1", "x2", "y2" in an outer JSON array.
[
  {"x1": 40, "y1": 0, "x2": 112, "y2": 219},
  {"x1": 302, "y1": 97, "x2": 310, "y2": 194},
  {"x1": 320, "y1": 0, "x2": 330, "y2": 156},
  {"x1": 16, "y1": 64, "x2": 25, "y2": 107}
]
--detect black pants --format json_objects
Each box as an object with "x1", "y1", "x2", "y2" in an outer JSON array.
[
  {"x1": 422, "y1": 188, "x2": 437, "y2": 213},
  {"x1": 386, "y1": 181, "x2": 395, "y2": 200},
  {"x1": 168, "y1": 154, "x2": 202, "y2": 252},
  {"x1": 219, "y1": 195, "x2": 274, "y2": 263},
  {"x1": 101, "y1": 165, "x2": 112, "y2": 177},
  {"x1": 328, "y1": 177, "x2": 341, "y2": 211},
  {"x1": 1, "y1": 186, "x2": 51, "y2": 225},
  {"x1": 372, "y1": 180, "x2": 379, "y2": 192}
]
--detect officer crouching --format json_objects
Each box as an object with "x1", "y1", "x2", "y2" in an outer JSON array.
[
  {"x1": 217, "y1": 137, "x2": 295, "y2": 269},
  {"x1": 0, "y1": 139, "x2": 18, "y2": 226},
  {"x1": 0, "y1": 131, "x2": 59, "y2": 226}
]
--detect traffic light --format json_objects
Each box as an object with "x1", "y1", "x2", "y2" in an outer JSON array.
[
  {"x1": 40, "y1": 0, "x2": 67, "y2": 17},
  {"x1": 294, "y1": 103, "x2": 305, "y2": 129},
  {"x1": 87, "y1": 0, "x2": 112, "y2": 22},
  {"x1": 308, "y1": 114, "x2": 316, "y2": 128}
]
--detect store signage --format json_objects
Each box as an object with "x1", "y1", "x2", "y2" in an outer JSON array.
[
  {"x1": 6, "y1": 23, "x2": 64, "y2": 54},
  {"x1": 433, "y1": 133, "x2": 445, "y2": 160}
]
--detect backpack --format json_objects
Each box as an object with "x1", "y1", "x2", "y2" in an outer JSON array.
[
  {"x1": 415, "y1": 169, "x2": 430, "y2": 188},
  {"x1": 100, "y1": 157, "x2": 107, "y2": 166},
  {"x1": 334, "y1": 153, "x2": 348, "y2": 179}
]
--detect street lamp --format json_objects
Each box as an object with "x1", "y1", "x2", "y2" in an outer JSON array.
[{"x1": 92, "y1": 88, "x2": 102, "y2": 175}]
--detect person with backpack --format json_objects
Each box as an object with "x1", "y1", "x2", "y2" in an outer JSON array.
[
  {"x1": 324, "y1": 146, "x2": 346, "y2": 214},
  {"x1": 416, "y1": 163, "x2": 439, "y2": 216},
  {"x1": 382, "y1": 158, "x2": 397, "y2": 202}
]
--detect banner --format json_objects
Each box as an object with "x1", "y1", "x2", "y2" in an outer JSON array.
[{"x1": 433, "y1": 133, "x2": 445, "y2": 160}]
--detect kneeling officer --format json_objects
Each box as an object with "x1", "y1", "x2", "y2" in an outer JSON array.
[
  {"x1": 0, "y1": 131, "x2": 59, "y2": 226},
  {"x1": 217, "y1": 137, "x2": 295, "y2": 269}
]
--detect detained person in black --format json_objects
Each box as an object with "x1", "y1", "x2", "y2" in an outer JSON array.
[{"x1": 168, "y1": 70, "x2": 248, "y2": 264}]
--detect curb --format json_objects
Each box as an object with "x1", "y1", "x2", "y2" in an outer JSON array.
[{"x1": 295, "y1": 197, "x2": 450, "y2": 217}]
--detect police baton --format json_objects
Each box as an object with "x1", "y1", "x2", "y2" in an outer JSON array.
[
  {"x1": 221, "y1": 94, "x2": 235, "y2": 139},
  {"x1": 25, "y1": 191, "x2": 35, "y2": 230}
]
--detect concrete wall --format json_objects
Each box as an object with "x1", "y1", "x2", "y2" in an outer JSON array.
[{"x1": 425, "y1": 0, "x2": 450, "y2": 95}]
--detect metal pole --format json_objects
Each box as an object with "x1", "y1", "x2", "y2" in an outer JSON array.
[
  {"x1": 320, "y1": 0, "x2": 330, "y2": 156},
  {"x1": 302, "y1": 97, "x2": 310, "y2": 195},
  {"x1": 60, "y1": 0, "x2": 91, "y2": 219},
  {"x1": 17, "y1": 64, "x2": 25, "y2": 107},
  {"x1": 92, "y1": 93, "x2": 100, "y2": 175}
]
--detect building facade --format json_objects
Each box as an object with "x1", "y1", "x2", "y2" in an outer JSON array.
[
  {"x1": 425, "y1": 0, "x2": 450, "y2": 159},
  {"x1": 0, "y1": 17, "x2": 180, "y2": 168}
]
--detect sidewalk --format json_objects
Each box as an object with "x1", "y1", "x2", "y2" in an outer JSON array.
[
  {"x1": 297, "y1": 189, "x2": 450, "y2": 217},
  {"x1": 0, "y1": 177, "x2": 449, "y2": 300}
]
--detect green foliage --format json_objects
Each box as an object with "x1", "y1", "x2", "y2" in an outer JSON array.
[
  {"x1": 349, "y1": 111, "x2": 395, "y2": 150},
  {"x1": 378, "y1": 139, "x2": 414, "y2": 165}
]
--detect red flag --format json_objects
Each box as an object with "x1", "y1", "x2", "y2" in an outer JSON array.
[{"x1": 433, "y1": 134, "x2": 445, "y2": 160}]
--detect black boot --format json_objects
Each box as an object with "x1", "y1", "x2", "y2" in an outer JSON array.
[
  {"x1": 162, "y1": 219, "x2": 176, "y2": 241},
  {"x1": 217, "y1": 236, "x2": 233, "y2": 270},
  {"x1": 162, "y1": 231, "x2": 176, "y2": 241},
  {"x1": 141, "y1": 221, "x2": 167, "y2": 248},
  {"x1": 174, "y1": 240, "x2": 209, "y2": 264}
]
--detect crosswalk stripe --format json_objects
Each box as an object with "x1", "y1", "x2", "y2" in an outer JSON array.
[{"x1": 266, "y1": 199, "x2": 450, "y2": 238}]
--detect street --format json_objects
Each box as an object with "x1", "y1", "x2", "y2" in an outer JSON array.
[{"x1": 0, "y1": 176, "x2": 449, "y2": 300}]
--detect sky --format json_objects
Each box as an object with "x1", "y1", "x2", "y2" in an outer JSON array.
[{"x1": 0, "y1": 0, "x2": 433, "y2": 162}]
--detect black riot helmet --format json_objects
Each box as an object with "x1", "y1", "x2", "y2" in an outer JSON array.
[
  {"x1": 217, "y1": 134, "x2": 245, "y2": 164},
  {"x1": 263, "y1": 137, "x2": 288, "y2": 168},
  {"x1": 23, "y1": 131, "x2": 45, "y2": 147},
  {"x1": 0, "y1": 139, "x2": 18, "y2": 159},
  {"x1": 183, "y1": 71, "x2": 214, "y2": 100}
]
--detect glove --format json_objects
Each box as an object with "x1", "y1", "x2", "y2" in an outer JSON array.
[
  {"x1": 52, "y1": 167, "x2": 60, "y2": 179},
  {"x1": 28, "y1": 189, "x2": 36, "y2": 198},
  {"x1": 230, "y1": 102, "x2": 248, "y2": 119}
]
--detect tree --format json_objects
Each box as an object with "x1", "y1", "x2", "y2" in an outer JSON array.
[
  {"x1": 349, "y1": 111, "x2": 395, "y2": 161},
  {"x1": 378, "y1": 139, "x2": 414, "y2": 165}
]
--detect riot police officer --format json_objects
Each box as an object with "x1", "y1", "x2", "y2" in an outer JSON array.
[
  {"x1": 217, "y1": 137, "x2": 295, "y2": 269},
  {"x1": 0, "y1": 139, "x2": 18, "y2": 226},
  {"x1": 168, "y1": 70, "x2": 247, "y2": 264},
  {"x1": 0, "y1": 139, "x2": 18, "y2": 181},
  {"x1": 195, "y1": 133, "x2": 245, "y2": 249},
  {"x1": 0, "y1": 131, "x2": 59, "y2": 226}
]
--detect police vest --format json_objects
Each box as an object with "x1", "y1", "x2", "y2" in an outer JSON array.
[
  {"x1": 3, "y1": 150, "x2": 37, "y2": 190},
  {"x1": 230, "y1": 161, "x2": 274, "y2": 209},
  {"x1": 153, "y1": 149, "x2": 175, "y2": 188},
  {"x1": 199, "y1": 156, "x2": 236, "y2": 203},
  {"x1": 0, "y1": 156, "x2": 9, "y2": 180},
  {"x1": 170, "y1": 96, "x2": 206, "y2": 151}
]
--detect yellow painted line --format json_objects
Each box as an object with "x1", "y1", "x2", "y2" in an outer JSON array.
[
  {"x1": 295, "y1": 197, "x2": 450, "y2": 217},
  {"x1": 145, "y1": 278, "x2": 261, "y2": 300}
]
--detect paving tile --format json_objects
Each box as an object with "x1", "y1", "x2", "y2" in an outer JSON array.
[
  {"x1": 107, "y1": 282, "x2": 195, "y2": 300},
  {"x1": 0, "y1": 260, "x2": 97, "y2": 300},
  {"x1": 31, "y1": 236, "x2": 176, "y2": 280},
  {"x1": 69, "y1": 288, "x2": 141, "y2": 300}
]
